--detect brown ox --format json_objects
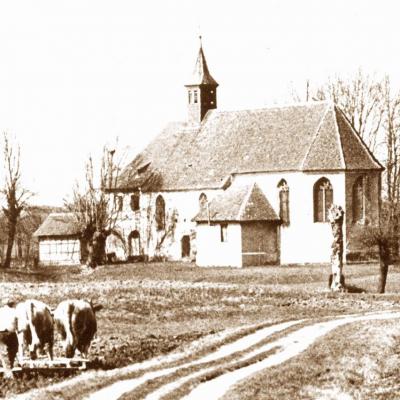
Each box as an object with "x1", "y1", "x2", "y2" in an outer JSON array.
[
  {"x1": 53, "y1": 299, "x2": 103, "y2": 358},
  {"x1": 0, "y1": 304, "x2": 18, "y2": 378},
  {"x1": 15, "y1": 299, "x2": 54, "y2": 362}
]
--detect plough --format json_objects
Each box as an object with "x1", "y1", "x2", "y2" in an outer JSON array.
[{"x1": 0, "y1": 356, "x2": 91, "y2": 376}]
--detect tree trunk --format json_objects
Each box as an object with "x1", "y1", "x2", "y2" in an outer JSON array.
[
  {"x1": 378, "y1": 259, "x2": 389, "y2": 294},
  {"x1": 378, "y1": 243, "x2": 390, "y2": 294},
  {"x1": 3, "y1": 220, "x2": 16, "y2": 269},
  {"x1": 86, "y1": 240, "x2": 95, "y2": 268},
  {"x1": 85, "y1": 230, "x2": 107, "y2": 269},
  {"x1": 328, "y1": 205, "x2": 345, "y2": 291}
]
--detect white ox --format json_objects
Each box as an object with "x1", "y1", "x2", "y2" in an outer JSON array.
[
  {"x1": 0, "y1": 305, "x2": 18, "y2": 378},
  {"x1": 15, "y1": 299, "x2": 54, "y2": 361},
  {"x1": 53, "y1": 299, "x2": 103, "y2": 358}
]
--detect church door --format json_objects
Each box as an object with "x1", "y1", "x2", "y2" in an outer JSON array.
[{"x1": 181, "y1": 235, "x2": 191, "y2": 258}]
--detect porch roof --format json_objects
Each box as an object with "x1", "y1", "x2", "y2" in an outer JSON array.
[{"x1": 194, "y1": 183, "x2": 279, "y2": 223}]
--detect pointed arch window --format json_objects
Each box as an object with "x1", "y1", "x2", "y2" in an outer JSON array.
[
  {"x1": 277, "y1": 179, "x2": 290, "y2": 226},
  {"x1": 353, "y1": 176, "x2": 366, "y2": 223},
  {"x1": 130, "y1": 192, "x2": 140, "y2": 212},
  {"x1": 155, "y1": 195, "x2": 166, "y2": 231},
  {"x1": 314, "y1": 178, "x2": 333, "y2": 222}
]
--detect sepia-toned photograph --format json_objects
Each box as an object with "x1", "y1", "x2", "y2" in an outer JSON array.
[{"x1": 0, "y1": 0, "x2": 399, "y2": 398}]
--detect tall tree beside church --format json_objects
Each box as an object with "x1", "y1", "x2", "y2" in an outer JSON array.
[
  {"x1": 1, "y1": 133, "x2": 32, "y2": 268},
  {"x1": 67, "y1": 148, "x2": 123, "y2": 268},
  {"x1": 381, "y1": 76, "x2": 400, "y2": 222}
]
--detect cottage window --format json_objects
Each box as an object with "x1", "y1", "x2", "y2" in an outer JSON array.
[
  {"x1": 155, "y1": 195, "x2": 166, "y2": 231},
  {"x1": 314, "y1": 178, "x2": 333, "y2": 222},
  {"x1": 277, "y1": 179, "x2": 290, "y2": 226},
  {"x1": 220, "y1": 224, "x2": 228, "y2": 242},
  {"x1": 194, "y1": 90, "x2": 198, "y2": 104},
  {"x1": 130, "y1": 192, "x2": 140, "y2": 212},
  {"x1": 353, "y1": 176, "x2": 366, "y2": 223},
  {"x1": 199, "y1": 193, "x2": 207, "y2": 210}
]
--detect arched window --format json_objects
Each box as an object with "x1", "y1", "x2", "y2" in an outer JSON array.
[
  {"x1": 155, "y1": 195, "x2": 166, "y2": 231},
  {"x1": 130, "y1": 192, "x2": 140, "y2": 211},
  {"x1": 314, "y1": 178, "x2": 333, "y2": 222},
  {"x1": 115, "y1": 195, "x2": 123, "y2": 212},
  {"x1": 353, "y1": 176, "x2": 365, "y2": 223},
  {"x1": 188, "y1": 90, "x2": 192, "y2": 104},
  {"x1": 194, "y1": 90, "x2": 198, "y2": 104},
  {"x1": 277, "y1": 179, "x2": 290, "y2": 226},
  {"x1": 199, "y1": 193, "x2": 207, "y2": 210},
  {"x1": 128, "y1": 230, "x2": 141, "y2": 257}
]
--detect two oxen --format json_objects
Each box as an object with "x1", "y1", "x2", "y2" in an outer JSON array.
[{"x1": 0, "y1": 299, "x2": 102, "y2": 377}]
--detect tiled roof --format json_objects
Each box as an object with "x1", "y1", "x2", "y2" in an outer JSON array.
[
  {"x1": 33, "y1": 213, "x2": 79, "y2": 237},
  {"x1": 185, "y1": 45, "x2": 218, "y2": 87},
  {"x1": 335, "y1": 107, "x2": 383, "y2": 170},
  {"x1": 117, "y1": 101, "x2": 383, "y2": 192},
  {"x1": 194, "y1": 183, "x2": 279, "y2": 222}
]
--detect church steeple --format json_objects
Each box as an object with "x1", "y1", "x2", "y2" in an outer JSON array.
[{"x1": 185, "y1": 37, "x2": 218, "y2": 125}]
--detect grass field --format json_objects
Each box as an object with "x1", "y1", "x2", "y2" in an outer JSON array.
[{"x1": 1, "y1": 261, "x2": 400, "y2": 398}]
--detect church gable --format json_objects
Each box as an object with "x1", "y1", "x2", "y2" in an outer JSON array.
[{"x1": 302, "y1": 106, "x2": 344, "y2": 170}]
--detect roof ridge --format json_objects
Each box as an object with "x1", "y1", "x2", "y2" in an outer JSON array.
[
  {"x1": 301, "y1": 102, "x2": 331, "y2": 169},
  {"x1": 237, "y1": 183, "x2": 256, "y2": 220},
  {"x1": 332, "y1": 105, "x2": 346, "y2": 169},
  {"x1": 214, "y1": 100, "x2": 331, "y2": 115},
  {"x1": 335, "y1": 107, "x2": 384, "y2": 170}
]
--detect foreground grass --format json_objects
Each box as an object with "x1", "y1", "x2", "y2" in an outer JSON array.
[{"x1": 224, "y1": 319, "x2": 400, "y2": 399}]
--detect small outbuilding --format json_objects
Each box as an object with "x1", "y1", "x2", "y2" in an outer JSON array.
[
  {"x1": 34, "y1": 213, "x2": 81, "y2": 265},
  {"x1": 194, "y1": 183, "x2": 280, "y2": 267}
]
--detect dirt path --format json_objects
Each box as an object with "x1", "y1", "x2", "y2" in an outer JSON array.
[
  {"x1": 87, "y1": 311, "x2": 400, "y2": 400},
  {"x1": 11, "y1": 311, "x2": 400, "y2": 400},
  {"x1": 183, "y1": 311, "x2": 400, "y2": 400},
  {"x1": 86, "y1": 320, "x2": 301, "y2": 400}
]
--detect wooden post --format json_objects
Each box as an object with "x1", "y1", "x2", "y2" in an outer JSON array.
[{"x1": 328, "y1": 205, "x2": 345, "y2": 291}]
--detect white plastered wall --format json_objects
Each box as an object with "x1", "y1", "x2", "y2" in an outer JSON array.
[
  {"x1": 232, "y1": 171, "x2": 346, "y2": 264},
  {"x1": 115, "y1": 189, "x2": 222, "y2": 260},
  {"x1": 114, "y1": 170, "x2": 347, "y2": 265},
  {"x1": 196, "y1": 222, "x2": 242, "y2": 267}
]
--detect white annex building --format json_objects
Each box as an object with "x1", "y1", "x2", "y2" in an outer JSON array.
[{"x1": 111, "y1": 42, "x2": 383, "y2": 267}]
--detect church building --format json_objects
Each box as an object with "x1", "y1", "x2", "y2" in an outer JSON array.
[{"x1": 112, "y1": 41, "x2": 383, "y2": 267}]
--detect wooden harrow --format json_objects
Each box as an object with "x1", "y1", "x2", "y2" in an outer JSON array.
[{"x1": 0, "y1": 356, "x2": 91, "y2": 376}]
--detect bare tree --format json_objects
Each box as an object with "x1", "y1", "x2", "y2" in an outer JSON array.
[
  {"x1": 354, "y1": 203, "x2": 396, "y2": 293},
  {"x1": 67, "y1": 148, "x2": 124, "y2": 268},
  {"x1": 1, "y1": 133, "x2": 32, "y2": 268},
  {"x1": 381, "y1": 77, "x2": 400, "y2": 224}
]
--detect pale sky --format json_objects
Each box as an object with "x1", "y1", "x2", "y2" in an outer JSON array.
[{"x1": 0, "y1": 0, "x2": 399, "y2": 205}]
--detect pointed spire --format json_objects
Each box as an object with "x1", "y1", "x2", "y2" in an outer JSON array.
[{"x1": 186, "y1": 38, "x2": 218, "y2": 87}]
